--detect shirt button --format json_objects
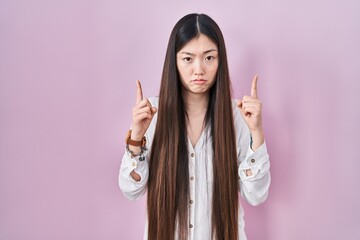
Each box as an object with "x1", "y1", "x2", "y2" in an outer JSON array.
[
  {"x1": 132, "y1": 162, "x2": 136, "y2": 167},
  {"x1": 189, "y1": 200, "x2": 193, "y2": 204},
  {"x1": 190, "y1": 176, "x2": 194, "y2": 181},
  {"x1": 191, "y1": 153, "x2": 194, "y2": 157},
  {"x1": 189, "y1": 224, "x2": 193, "y2": 228},
  {"x1": 251, "y1": 159, "x2": 255, "y2": 163}
]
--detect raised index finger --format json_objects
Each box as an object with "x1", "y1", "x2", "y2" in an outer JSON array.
[
  {"x1": 136, "y1": 80, "x2": 143, "y2": 104},
  {"x1": 251, "y1": 75, "x2": 259, "y2": 98}
]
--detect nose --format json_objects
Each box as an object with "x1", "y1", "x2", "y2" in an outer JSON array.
[{"x1": 194, "y1": 59, "x2": 204, "y2": 77}]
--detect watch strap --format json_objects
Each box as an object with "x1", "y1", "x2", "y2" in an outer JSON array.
[{"x1": 125, "y1": 130, "x2": 146, "y2": 147}]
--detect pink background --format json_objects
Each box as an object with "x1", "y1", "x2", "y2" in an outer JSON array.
[{"x1": 1, "y1": 0, "x2": 359, "y2": 239}]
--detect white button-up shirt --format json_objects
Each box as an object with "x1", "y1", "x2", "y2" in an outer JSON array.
[{"x1": 119, "y1": 97, "x2": 271, "y2": 240}]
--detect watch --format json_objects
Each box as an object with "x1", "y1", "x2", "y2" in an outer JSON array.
[{"x1": 125, "y1": 130, "x2": 146, "y2": 147}]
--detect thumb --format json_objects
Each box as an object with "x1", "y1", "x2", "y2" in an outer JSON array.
[
  {"x1": 237, "y1": 100, "x2": 245, "y2": 116},
  {"x1": 236, "y1": 99, "x2": 243, "y2": 108}
]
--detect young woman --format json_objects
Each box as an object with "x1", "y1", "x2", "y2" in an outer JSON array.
[{"x1": 119, "y1": 13, "x2": 270, "y2": 240}]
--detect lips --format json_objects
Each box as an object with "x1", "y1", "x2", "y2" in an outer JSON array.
[{"x1": 192, "y1": 79, "x2": 207, "y2": 84}]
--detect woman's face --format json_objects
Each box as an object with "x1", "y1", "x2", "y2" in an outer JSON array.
[{"x1": 176, "y1": 34, "x2": 219, "y2": 96}]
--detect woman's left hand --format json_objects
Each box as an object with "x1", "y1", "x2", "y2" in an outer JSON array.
[{"x1": 237, "y1": 75, "x2": 264, "y2": 150}]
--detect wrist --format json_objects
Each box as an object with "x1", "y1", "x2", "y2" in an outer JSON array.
[
  {"x1": 130, "y1": 132, "x2": 144, "y2": 141},
  {"x1": 126, "y1": 144, "x2": 147, "y2": 161},
  {"x1": 250, "y1": 129, "x2": 264, "y2": 151},
  {"x1": 125, "y1": 130, "x2": 146, "y2": 147},
  {"x1": 250, "y1": 128, "x2": 264, "y2": 139},
  {"x1": 129, "y1": 127, "x2": 144, "y2": 141}
]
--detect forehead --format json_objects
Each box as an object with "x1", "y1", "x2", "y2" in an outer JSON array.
[{"x1": 178, "y1": 34, "x2": 218, "y2": 53}]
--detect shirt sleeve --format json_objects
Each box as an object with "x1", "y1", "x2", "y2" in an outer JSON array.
[
  {"x1": 118, "y1": 149, "x2": 149, "y2": 201},
  {"x1": 238, "y1": 141, "x2": 271, "y2": 206},
  {"x1": 233, "y1": 101, "x2": 271, "y2": 206}
]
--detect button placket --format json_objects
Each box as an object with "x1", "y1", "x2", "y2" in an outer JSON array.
[
  {"x1": 188, "y1": 148, "x2": 196, "y2": 236},
  {"x1": 189, "y1": 174, "x2": 195, "y2": 232}
]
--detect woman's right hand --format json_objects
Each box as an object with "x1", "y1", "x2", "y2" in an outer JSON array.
[{"x1": 131, "y1": 80, "x2": 157, "y2": 141}]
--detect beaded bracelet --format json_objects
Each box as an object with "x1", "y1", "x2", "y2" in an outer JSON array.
[{"x1": 126, "y1": 144, "x2": 147, "y2": 162}]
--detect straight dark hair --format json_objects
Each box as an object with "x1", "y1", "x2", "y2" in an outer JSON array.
[{"x1": 148, "y1": 13, "x2": 239, "y2": 240}]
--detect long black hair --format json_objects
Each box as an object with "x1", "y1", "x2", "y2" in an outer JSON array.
[{"x1": 147, "y1": 13, "x2": 239, "y2": 240}]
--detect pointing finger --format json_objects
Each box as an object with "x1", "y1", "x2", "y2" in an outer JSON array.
[
  {"x1": 136, "y1": 80, "x2": 143, "y2": 104},
  {"x1": 251, "y1": 75, "x2": 259, "y2": 98}
]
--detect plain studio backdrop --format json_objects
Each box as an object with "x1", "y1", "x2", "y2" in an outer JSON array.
[{"x1": 0, "y1": 0, "x2": 359, "y2": 239}]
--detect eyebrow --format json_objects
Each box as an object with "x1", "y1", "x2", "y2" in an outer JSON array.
[{"x1": 179, "y1": 49, "x2": 218, "y2": 56}]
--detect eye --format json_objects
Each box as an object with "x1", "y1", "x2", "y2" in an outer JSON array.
[
  {"x1": 183, "y1": 57, "x2": 192, "y2": 62},
  {"x1": 205, "y1": 56, "x2": 215, "y2": 61}
]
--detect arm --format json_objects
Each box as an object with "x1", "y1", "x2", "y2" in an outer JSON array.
[
  {"x1": 118, "y1": 82, "x2": 157, "y2": 200},
  {"x1": 236, "y1": 75, "x2": 271, "y2": 205}
]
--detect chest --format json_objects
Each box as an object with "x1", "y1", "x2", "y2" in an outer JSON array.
[{"x1": 186, "y1": 115, "x2": 206, "y2": 148}]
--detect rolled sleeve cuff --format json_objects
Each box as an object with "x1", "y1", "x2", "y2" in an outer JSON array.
[
  {"x1": 121, "y1": 153, "x2": 148, "y2": 183},
  {"x1": 239, "y1": 141, "x2": 269, "y2": 181}
]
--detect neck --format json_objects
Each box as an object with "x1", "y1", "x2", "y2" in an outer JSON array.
[{"x1": 182, "y1": 89, "x2": 209, "y2": 115}]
